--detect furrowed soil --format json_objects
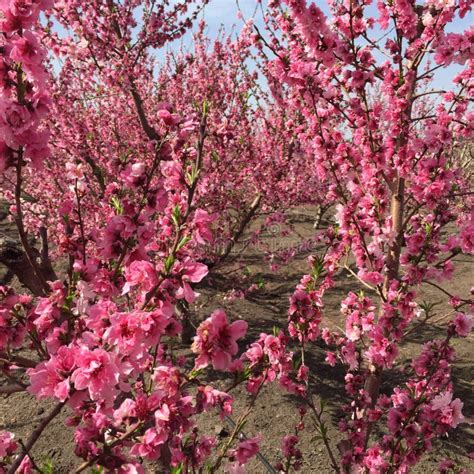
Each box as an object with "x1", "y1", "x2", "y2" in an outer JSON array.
[{"x1": 1, "y1": 204, "x2": 473, "y2": 473}]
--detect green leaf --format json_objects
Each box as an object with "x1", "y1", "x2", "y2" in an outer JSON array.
[
  {"x1": 310, "y1": 255, "x2": 325, "y2": 280},
  {"x1": 241, "y1": 366, "x2": 252, "y2": 381},
  {"x1": 202, "y1": 100, "x2": 209, "y2": 117},
  {"x1": 171, "y1": 463, "x2": 184, "y2": 474},
  {"x1": 293, "y1": 354, "x2": 302, "y2": 370},
  {"x1": 418, "y1": 299, "x2": 441, "y2": 317},
  {"x1": 171, "y1": 205, "x2": 181, "y2": 228},
  {"x1": 110, "y1": 196, "x2": 123, "y2": 215},
  {"x1": 40, "y1": 457, "x2": 55, "y2": 474},
  {"x1": 211, "y1": 150, "x2": 219, "y2": 162},
  {"x1": 64, "y1": 293, "x2": 75, "y2": 307},
  {"x1": 186, "y1": 171, "x2": 195, "y2": 186},
  {"x1": 189, "y1": 368, "x2": 203, "y2": 379},
  {"x1": 165, "y1": 255, "x2": 175, "y2": 274},
  {"x1": 177, "y1": 235, "x2": 191, "y2": 251}
]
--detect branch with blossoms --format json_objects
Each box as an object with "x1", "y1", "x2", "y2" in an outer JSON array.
[
  {"x1": 1, "y1": 0, "x2": 473, "y2": 473},
  {"x1": 0, "y1": 2, "x2": 307, "y2": 472},
  {"x1": 250, "y1": 0, "x2": 473, "y2": 471}
]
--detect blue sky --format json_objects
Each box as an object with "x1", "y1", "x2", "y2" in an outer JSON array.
[
  {"x1": 155, "y1": 0, "x2": 266, "y2": 58},
  {"x1": 160, "y1": 0, "x2": 473, "y2": 91},
  {"x1": 167, "y1": 0, "x2": 473, "y2": 43},
  {"x1": 49, "y1": 1, "x2": 473, "y2": 91}
]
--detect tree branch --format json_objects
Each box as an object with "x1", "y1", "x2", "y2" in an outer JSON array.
[{"x1": 7, "y1": 401, "x2": 66, "y2": 474}]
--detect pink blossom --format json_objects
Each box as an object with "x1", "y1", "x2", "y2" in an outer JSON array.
[
  {"x1": 117, "y1": 463, "x2": 145, "y2": 474},
  {"x1": 196, "y1": 386, "x2": 234, "y2": 418},
  {"x1": 175, "y1": 258, "x2": 208, "y2": 303},
  {"x1": 150, "y1": 367, "x2": 180, "y2": 398},
  {"x1": 459, "y1": 222, "x2": 474, "y2": 253},
  {"x1": 104, "y1": 309, "x2": 169, "y2": 359},
  {"x1": 10, "y1": 30, "x2": 46, "y2": 66},
  {"x1": 229, "y1": 435, "x2": 261, "y2": 465},
  {"x1": 431, "y1": 392, "x2": 464, "y2": 428},
  {"x1": 438, "y1": 459, "x2": 455, "y2": 474},
  {"x1": 122, "y1": 260, "x2": 158, "y2": 295},
  {"x1": 130, "y1": 427, "x2": 167, "y2": 460},
  {"x1": 0, "y1": 1, "x2": 41, "y2": 32},
  {"x1": 452, "y1": 313, "x2": 474, "y2": 337},
  {"x1": 193, "y1": 209, "x2": 216, "y2": 244},
  {"x1": 363, "y1": 446, "x2": 388, "y2": 473},
  {"x1": 224, "y1": 462, "x2": 245, "y2": 474},
  {"x1": 288, "y1": 283, "x2": 322, "y2": 342},
  {"x1": 193, "y1": 436, "x2": 216, "y2": 467},
  {"x1": 113, "y1": 398, "x2": 137, "y2": 425},
  {"x1": 325, "y1": 351, "x2": 337, "y2": 366},
  {"x1": 0, "y1": 100, "x2": 34, "y2": 147},
  {"x1": 282, "y1": 435, "x2": 300, "y2": 458},
  {"x1": 157, "y1": 108, "x2": 180, "y2": 126},
  {"x1": 0, "y1": 0, "x2": 471, "y2": 470},
  {"x1": 65, "y1": 162, "x2": 85, "y2": 181},
  {"x1": 358, "y1": 270, "x2": 384, "y2": 285},
  {"x1": 0, "y1": 431, "x2": 17, "y2": 458},
  {"x1": 71, "y1": 347, "x2": 121, "y2": 402},
  {"x1": 450, "y1": 398, "x2": 464, "y2": 428},
  {"x1": 341, "y1": 341, "x2": 359, "y2": 370},
  {"x1": 192, "y1": 310, "x2": 247, "y2": 370},
  {"x1": 17, "y1": 455, "x2": 34, "y2": 474},
  {"x1": 27, "y1": 345, "x2": 76, "y2": 401}
]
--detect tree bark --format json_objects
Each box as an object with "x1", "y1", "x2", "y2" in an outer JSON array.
[{"x1": 0, "y1": 233, "x2": 56, "y2": 296}]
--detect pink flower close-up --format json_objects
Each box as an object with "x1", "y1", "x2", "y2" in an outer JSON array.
[{"x1": 192, "y1": 309, "x2": 247, "y2": 370}]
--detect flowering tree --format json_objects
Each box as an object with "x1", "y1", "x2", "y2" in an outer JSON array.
[
  {"x1": 0, "y1": 1, "x2": 305, "y2": 472},
  {"x1": 0, "y1": 0, "x2": 472, "y2": 473},
  {"x1": 254, "y1": 0, "x2": 473, "y2": 471}
]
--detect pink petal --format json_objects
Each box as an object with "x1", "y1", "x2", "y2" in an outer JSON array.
[{"x1": 229, "y1": 320, "x2": 248, "y2": 340}]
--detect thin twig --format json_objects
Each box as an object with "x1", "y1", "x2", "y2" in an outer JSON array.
[
  {"x1": 0, "y1": 384, "x2": 26, "y2": 395},
  {"x1": 0, "y1": 352, "x2": 38, "y2": 368},
  {"x1": 8, "y1": 401, "x2": 66, "y2": 474},
  {"x1": 73, "y1": 423, "x2": 143, "y2": 473}
]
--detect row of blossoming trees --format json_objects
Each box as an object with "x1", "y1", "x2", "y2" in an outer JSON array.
[{"x1": 0, "y1": 0, "x2": 472, "y2": 472}]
